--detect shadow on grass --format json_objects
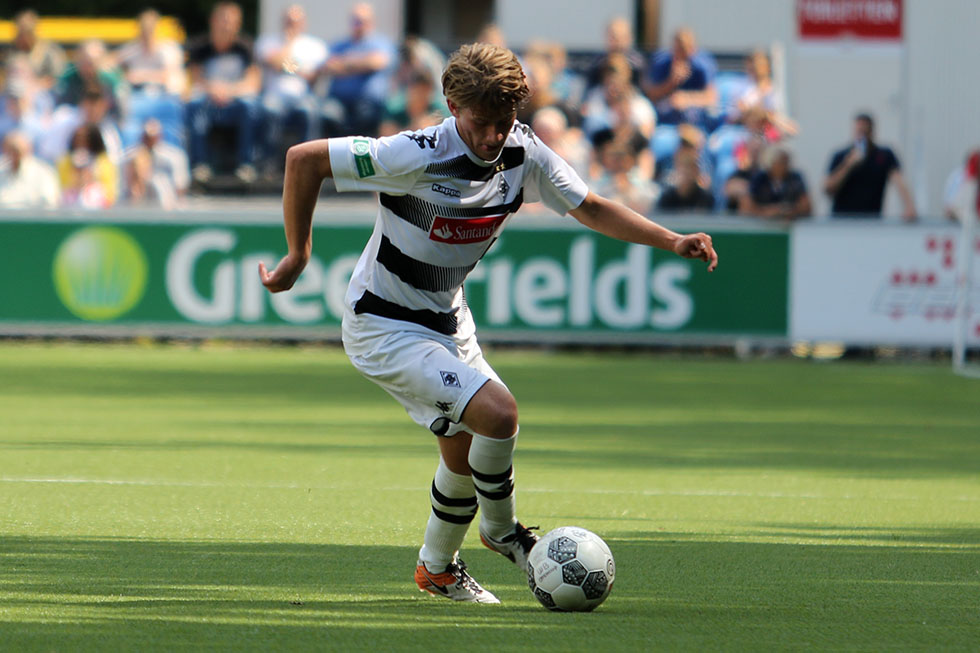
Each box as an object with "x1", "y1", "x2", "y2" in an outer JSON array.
[{"x1": 2, "y1": 530, "x2": 980, "y2": 651}]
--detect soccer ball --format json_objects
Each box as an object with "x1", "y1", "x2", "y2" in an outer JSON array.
[{"x1": 527, "y1": 526, "x2": 615, "y2": 611}]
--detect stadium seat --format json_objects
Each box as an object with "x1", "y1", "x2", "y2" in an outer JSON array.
[
  {"x1": 714, "y1": 71, "x2": 751, "y2": 118},
  {"x1": 650, "y1": 124, "x2": 681, "y2": 162}
]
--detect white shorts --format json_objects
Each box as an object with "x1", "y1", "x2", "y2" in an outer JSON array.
[{"x1": 342, "y1": 310, "x2": 503, "y2": 437}]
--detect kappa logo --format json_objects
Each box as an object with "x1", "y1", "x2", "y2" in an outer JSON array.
[
  {"x1": 435, "y1": 400, "x2": 453, "y2": 413},
  {"x1": 429, "y1": 214, "x2": 509, "y2": 244},
  {"x1": 439, "y1": 371, "x2": 461, "y2": 387},
  {"x1": 431, "y1": 183, "x2": 461, "y2": 198},
  {"x1": 405, "y1": 132, "x2": 437, "y2": 149}
]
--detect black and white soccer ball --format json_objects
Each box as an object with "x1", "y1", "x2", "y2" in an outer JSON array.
[{"x1": 527, "y1": 526, "x2": 615, "y2": 611}]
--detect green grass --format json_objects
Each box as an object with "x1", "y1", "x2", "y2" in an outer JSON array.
[{"x1": 0, "y1": 342, "x2": 978, "y2": 651}]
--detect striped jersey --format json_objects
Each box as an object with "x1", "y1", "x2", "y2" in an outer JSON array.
[{"x1": 328, "y1": 116, "x2": 589, "y2": 338}]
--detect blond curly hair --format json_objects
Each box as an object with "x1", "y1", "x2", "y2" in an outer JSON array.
[{"x1": 442, "y1": 43, "x2": 530, "y2": 115}]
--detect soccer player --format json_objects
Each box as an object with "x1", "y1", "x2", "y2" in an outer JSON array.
[{"x1": 260, "y1": 43, "x2": 718, "y2": 603}]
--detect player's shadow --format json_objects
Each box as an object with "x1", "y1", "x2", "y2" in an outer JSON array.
[
  {"x1": 0, "y1": 536, "x2": 586, "y2": 651},
  {"x1": 4, "y1": 527, "x2": 979, "y2": 650}
]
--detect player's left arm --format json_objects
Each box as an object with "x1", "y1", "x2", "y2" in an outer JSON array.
[{"x1": 569, "y1": 192, "x2": 718, "y2": 271}]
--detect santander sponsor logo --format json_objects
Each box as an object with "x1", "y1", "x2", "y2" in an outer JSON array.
[{"x1": 429, "y1": 214, "x2": 508, "y2": 244}]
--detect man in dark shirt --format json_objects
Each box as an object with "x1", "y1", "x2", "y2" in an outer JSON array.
[
  {"x1": 658, "y1": 148, "x2": 715, "y2": 212},
  {"x1": 824, "y1": 113, "x2": 915, "y2": 220},
  {"x1": 186, "y1": 2, "x2": 262, "y2": 183},
  {"x1": 742, "y1": 145, "x2": 810, "y2": 220},
  {"x1": 643, "y1": 27, "x2": 718, "y2": 129}
]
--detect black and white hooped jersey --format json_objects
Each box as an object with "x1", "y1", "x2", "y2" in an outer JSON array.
[{"x1": 328, "y1": 116, "x2": 589, "y2": 338}]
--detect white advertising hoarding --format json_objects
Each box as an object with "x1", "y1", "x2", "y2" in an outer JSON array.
[{"x1": 791, "y1": 222, "x2": 980, "y2": 345}]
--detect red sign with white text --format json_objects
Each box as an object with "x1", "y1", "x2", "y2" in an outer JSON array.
[
  {"x1": 797, "y1": 0, "x2": 902, "y2": 40},
  {"x1": 429, "y1": 214, "x2": 509, "y2": 244}
]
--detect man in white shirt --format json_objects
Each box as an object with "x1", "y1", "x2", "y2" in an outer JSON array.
[
  {"x1": 255, "y1": 4, "x2": 327, "y2": 157},
  {"x1": 115, "y1": 9, "x2": 186, "y2": 147},
  {"x1": 259, "y1": 43, "x2": 718, "y2": 604},
  {"x1": 0, "y1": 130, "x2": 60, "y2": 208}
]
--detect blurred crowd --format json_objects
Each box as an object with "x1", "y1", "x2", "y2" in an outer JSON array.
[{"x1": 0, "y1": 4, "x2": 975, "y2": 220}]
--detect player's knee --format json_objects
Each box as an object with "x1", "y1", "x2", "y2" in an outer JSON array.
[{"x1": 486, "y1": 394, "x2": 519, "y2": 439}]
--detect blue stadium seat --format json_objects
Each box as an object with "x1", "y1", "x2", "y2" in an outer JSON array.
[
  {"x1": 714, "y1": 71, "x2": 751, "y2": 117},
  {"x1": 650, "y1": 124, "x2": 680, "y2": 162}
]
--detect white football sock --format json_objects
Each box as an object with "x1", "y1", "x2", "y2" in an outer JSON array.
[
  {"x1": 418, "y1": 457, "x2": 477, "y2": 573},
  {"x1": 468, "y1": 431, "x2": 518, "y2": 540}
]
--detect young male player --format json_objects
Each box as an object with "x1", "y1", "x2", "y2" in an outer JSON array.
[{"x1": 260, "y1": 43, "x2": 718, "y2": 603}]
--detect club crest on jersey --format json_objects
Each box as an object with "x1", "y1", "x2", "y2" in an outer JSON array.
[
  {"x1": 429, "y1": 214, "x2": 508, "y2": 244},
  {"x1": 498, "y1": 176, "x2": 510, "y2": 198},
  {"x1": 439, "y1": 371, "x2": 461, "y2": 387}
]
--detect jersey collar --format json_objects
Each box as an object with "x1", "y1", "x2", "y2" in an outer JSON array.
[{"x1": 448, "y1": 116, "x2": 508, "y2": 167}]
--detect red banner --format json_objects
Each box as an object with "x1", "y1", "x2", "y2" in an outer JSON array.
[{"x1": 797, "y1": 0, "x2": 902, "y2": 40}]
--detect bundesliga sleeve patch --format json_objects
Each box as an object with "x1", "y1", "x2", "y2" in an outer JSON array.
[{"x1": 352, "y1": 138, "x2": 375, "y2": 178}]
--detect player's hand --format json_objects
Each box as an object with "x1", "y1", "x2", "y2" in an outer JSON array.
[
  {"x1": 259, "y1": 253, "x2": 308, "y2": 293},
  {"x1": 674, "y1": 233, "x2": 718, "y2": 272}
]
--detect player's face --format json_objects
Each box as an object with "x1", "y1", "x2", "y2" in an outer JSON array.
[{"x1": 449, "y1": 101, "x2": 516, "y2": 161}]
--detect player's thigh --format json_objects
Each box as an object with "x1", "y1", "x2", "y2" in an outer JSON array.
[{"x1": 346, "y1": 329, "x2": 491, "y2": 436}]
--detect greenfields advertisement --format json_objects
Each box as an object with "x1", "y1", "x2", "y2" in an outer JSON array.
[{"x1": 0, "y1": 218, "x2": 788, "y2": 340}]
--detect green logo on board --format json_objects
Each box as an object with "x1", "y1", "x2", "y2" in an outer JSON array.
[{"x1": 52, "y1": 226, "x2": 149, "y2": 321}]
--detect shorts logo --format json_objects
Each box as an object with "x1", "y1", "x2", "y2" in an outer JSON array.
[
  {"x1": 353, "y1": 138, "x2": 375, "y2": 178},
  {"x1": 431, "y1": 183, "x2": 460, "y2": 198},
  {"x1": 440, "y1": 371, "x2": 461, "y2": 387},
  {"x1": 435, "y1": 400, "x2": 453, "y2": 413},
  {"x1": 429, "y1": 214, "x2": 508, "y2": 245}
]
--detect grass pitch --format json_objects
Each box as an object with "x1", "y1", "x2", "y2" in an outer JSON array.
[{"x1": 0, "y1": 342, "x2": 978, "y2": 651}]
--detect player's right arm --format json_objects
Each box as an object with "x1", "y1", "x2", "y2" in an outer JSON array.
[{"x1": 259, "y1": 140, "x2": 333, "y2": 293}]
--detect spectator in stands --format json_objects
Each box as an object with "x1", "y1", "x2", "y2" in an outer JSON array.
[
  {"x1": 476, "y1": 24, "x2": 507, "y2": 49},
  {"x1": 581, "y1": 53, "x2": 656, "y2": 140},
  {"x1": 525, "y1": 41, "x2": 584, "y2": 114},
  {"x1": 57, "y1": 124, "x2": 118, "y2": 207},
  {"x1": 585, "y1": 17, "x2": 645, "y2": 93},
  {"x1": 532, "y1": 107, "x2": 590, "y2": 181},
  {"x1": 0, "y1": 82, "x2": 46, "y2": 149},
  {"x1": 657, "y1": 148, "x2": 715, "y2": 212},
  {"x1": 732, "y1": 50, "x2": 796, "y2": 137},
  {"x1": 320, "y1": 3, "x2": 395, "y2": 137},
  {"x1": 518, "y1": 50, "x2": 566, "y2": 125},
  {"x1": 123, "y1": 119, "x2": 190, "y2": 209},
  {"x1": 4, "y1": 10, "x2": 67, "y2": 91},
  {"x1": 186, "y1": 1, "x2": 262, "y2": 184},
  {"x1": 643, "y1": 27, "x2": 717, "y2": 129},
  {"x1": 61, "y1": 148, "x2": 110, "y2": 209},
  {"x1": 54, "y1": 40, "x2": 127, "y2": 119},
  {"x1": 395, "y1": 36, "x2": 446, "y2": 102},
  {"x1": 741, "y1": 145, "x2": 811, "y2": 220},
  {"x1": 38, "y1": 86, "x2": 124, "y2": 168},
  {"x1": 591, "y1": 129, "x2": 659, "y2": 215},
  {"x1": 255, "y1": 4, "x2": 328, "y2": 162},
  {"x1": 378, "y1": 71, "x2": 446, "y2": 136},
  {"x1": 115, "y1": 9, "x2": 186, "y2": 147},
  {"x1": 943, "y1": 149, "x2": 979, "y2": 222},
  {"x1": 655, "y1": 123, "x2": 711, "y2": 188},
  {"x1": 722, "y1": 133, "x2": 763, "y2": 213},
  {"x1": 824, "y1": 112, "x2": 915, "y2": 220},
  {"x1": 0, "y1": 130, "x2": 60, "y2": 208}
]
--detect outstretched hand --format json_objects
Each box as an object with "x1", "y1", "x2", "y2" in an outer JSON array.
[
  {"x1": 259, "y1": 253, "x2": 308, "y2": 293},
  {"x1": 674, "y1": 233, "x2": 718, "y2": 272}
]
